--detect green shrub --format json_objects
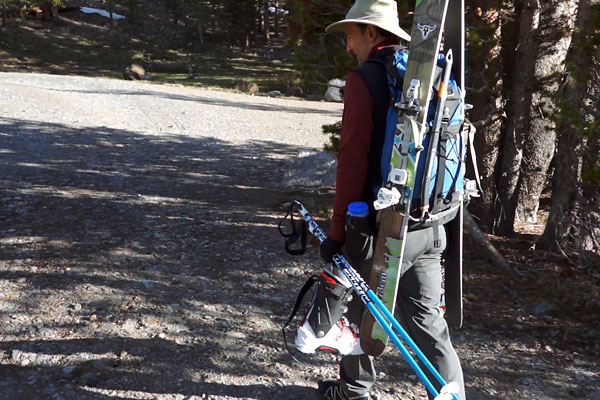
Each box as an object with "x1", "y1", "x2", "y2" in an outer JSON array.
[{"x1": 322, "y1": 120, "x2": 342, "y2": 153}]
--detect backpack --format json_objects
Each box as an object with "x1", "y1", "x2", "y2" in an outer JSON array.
[{"x1": 372, "y1": 47, "x2": 480, "y2": 224}]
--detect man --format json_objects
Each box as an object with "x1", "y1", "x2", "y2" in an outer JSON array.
[{"x1": 317, "y1": 1, "x2": 466, "y2": 399}]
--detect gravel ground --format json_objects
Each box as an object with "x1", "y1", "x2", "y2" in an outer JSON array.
[{"x1": 0, "y1": 73, "x2": 598, "y2": 400}]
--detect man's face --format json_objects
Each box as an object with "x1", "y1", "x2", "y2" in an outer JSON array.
[{"x1": 345, "y1": 23, "x2": 374, "y2": 65}]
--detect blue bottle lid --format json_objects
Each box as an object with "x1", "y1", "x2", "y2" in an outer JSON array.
[{"x1": 347, "y1": 201, "x2": 369, "y2": 217}]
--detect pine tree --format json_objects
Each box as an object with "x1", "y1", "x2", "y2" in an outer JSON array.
[
  {"x1": 542, "y1": 0, "x2": 600, "y2": 266},
  {"x1": 464, "y1": 0, "x2": 505, "y2": 232},
  {"x1": 286, "y1": 0, "x2": 355, "y2": 95},
  {"x1": 515, "y1": 0, "x2": 578, "y2": 224}
]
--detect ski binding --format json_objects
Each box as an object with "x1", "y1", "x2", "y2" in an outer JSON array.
[
  {"x1": 389, "y1": 168, "x2": 408, "y2": 185},
  {"x1": 396, "y1": 79, "x2": 423, "y2": 114},
  {"x1": 374, "y1": 186, "x2": 402, "y2": 210}
]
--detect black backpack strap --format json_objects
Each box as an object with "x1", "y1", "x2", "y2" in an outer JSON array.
[
  {"x1": 278, "y1": 203, "x2": 307, "y2": 255},
  {"x1": 362, "y1": 45, "x2": 406, "y2": 93},
  {"x1": 281, "y1": 275, "x2": 319, "y2": 358}
]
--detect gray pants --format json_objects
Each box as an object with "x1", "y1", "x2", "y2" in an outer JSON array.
[{"x1": 341, "y1": 225, "x2": 466, "y2": 400}]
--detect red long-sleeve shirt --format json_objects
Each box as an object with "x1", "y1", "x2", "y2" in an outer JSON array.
[
  {"x1": 328, "y1": 71, "x2": 373, "y2": 242},
  {"x1": 328, "y1": 40, "x2": 398, "y2": 242}
]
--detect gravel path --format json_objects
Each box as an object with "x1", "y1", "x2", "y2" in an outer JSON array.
[{"x1": 0, "y1": 73, "x2": 598, "y2": 400}]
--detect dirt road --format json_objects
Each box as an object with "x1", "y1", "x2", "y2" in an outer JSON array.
[{"x1": 0, "y1": 73, "x2": 597, "y2": 400}]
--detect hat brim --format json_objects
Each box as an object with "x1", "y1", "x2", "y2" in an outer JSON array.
[{"x1": 326, "y1": 18, "x2": 411, "y2": 42}]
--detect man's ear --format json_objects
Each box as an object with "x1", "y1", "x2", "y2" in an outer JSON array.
[{"x1": 367, "y1": 25, "x2": 379, "y2": 41}]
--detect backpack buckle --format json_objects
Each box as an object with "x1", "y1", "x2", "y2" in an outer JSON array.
[{"x1": 465, "y1": 179, "x2": 480, "y2": 199}]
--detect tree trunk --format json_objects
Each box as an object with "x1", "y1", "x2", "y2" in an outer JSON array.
[
  {"x1": 495, "y1": 0, "x2": 542, "y2": 235},
  {"x1": 543, "y1": 0, "x2": 600, "y2": 266},
  {"x1": 465, "y1": 1, "x2": 504, "y2": 232},
  {"x1": 578, "y1": 160, "x2": 600, "y2": 266},
  {"x1": 40, "y1": 0, "x2": 58, "y2": 21},
  {"x1": 274, "y1": 2, "x2": 280, "y2": 37},
  {"x1": 264, "y1": 1, "x2": 271, "y2": 43},
  {"x1": 542, "y1": 111, "x2": 584, "y2": 251},
  {"x1": 211, "y1": 2, "x2": 217, "y2": 31},
  {"x1": 257, "y1": 0, "x2": 264, "y2": 34},
  {"x1": 198, "y1": 22, "x2": 204, "y2": 47},
  {"x1": 128, "y1": 0, "x2": 137, "y2": 24},
  {"x1": 515, "y1": 0, "x2": 578, "y2": 223},
  {"x1": 108, "y1": 0, "x2": 114, "y2": 29}
]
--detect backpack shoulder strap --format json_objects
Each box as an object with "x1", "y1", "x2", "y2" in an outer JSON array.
[
  {"x1": 352, "y1": 46, "x2": 403, "y2": 206},
  {"x1": 361, "y1": 45, "x2": 406, "y2": 87}
]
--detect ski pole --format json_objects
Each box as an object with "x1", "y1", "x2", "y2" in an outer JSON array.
[
  {"x1": 292, "y1": 200, "x2": 460, "y2": 400},
  {"x1": 420, "y1": 49, "x2": 453, "y2": 220}
]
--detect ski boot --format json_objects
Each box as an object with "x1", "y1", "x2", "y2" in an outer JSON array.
[{"x1": 295, "y1": 265, "x2": 358, "y2": 355}]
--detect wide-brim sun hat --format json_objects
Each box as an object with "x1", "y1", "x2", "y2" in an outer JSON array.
[{"x1": 325, "y1": 0, "x2": 411, "y2": 42}]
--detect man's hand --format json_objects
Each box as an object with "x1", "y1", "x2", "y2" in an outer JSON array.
[{"x1": 320, "y1": 237, "x2": 344, "y2": 263}]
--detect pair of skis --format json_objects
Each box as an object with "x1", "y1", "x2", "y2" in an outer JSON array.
[
  {"x1": 292, "y1": 201, "x2": 459, "y2": 400},
  {"x1": 361, "y1": 0, "x2": 466, "y2": 357}
]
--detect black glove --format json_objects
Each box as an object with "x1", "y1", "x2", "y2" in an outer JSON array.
[{"x1": 320, "y1": 237, "x2": 344, "y2": 263}]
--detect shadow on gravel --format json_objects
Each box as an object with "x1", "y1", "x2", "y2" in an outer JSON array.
[
  {"x1": 31, "y1": 84, "x2": 342, "y2": 116},
  {"x1": 0, "y1": 117, "x2": 328, "y2": 398},
  {"x1": 0, "y1": 116, "x2": 304, "y2": 271},
  {"x1": 0, "y1": 337, "x2": 319, "y2": 399}
]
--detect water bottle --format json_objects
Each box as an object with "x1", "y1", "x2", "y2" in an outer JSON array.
[
  {"x1": 345, "y1": 201, "x2": 373, "y2": 263},
  {"x1": 347, "y1": 201, "x2": 369, "y2": 218}
]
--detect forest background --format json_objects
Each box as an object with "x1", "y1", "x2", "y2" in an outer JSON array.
[
  {"x1": 3, "y1": 0, "x2": 597, "y2": 265},
  {"x1": 1, "y1": 0, "x2": 598, "y2": 339}
]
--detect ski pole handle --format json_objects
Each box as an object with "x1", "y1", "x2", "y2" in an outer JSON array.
[
  {"x1": 293, "y1": 200, "x2": 328, "y2": 243},
  {"x1": 292, "y1": 201, "x2": 372, "y2": 306}
]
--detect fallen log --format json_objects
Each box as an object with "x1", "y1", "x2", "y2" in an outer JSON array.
[{"x1": 464, "y1": 210, "x2": 513, "y2": 271}]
